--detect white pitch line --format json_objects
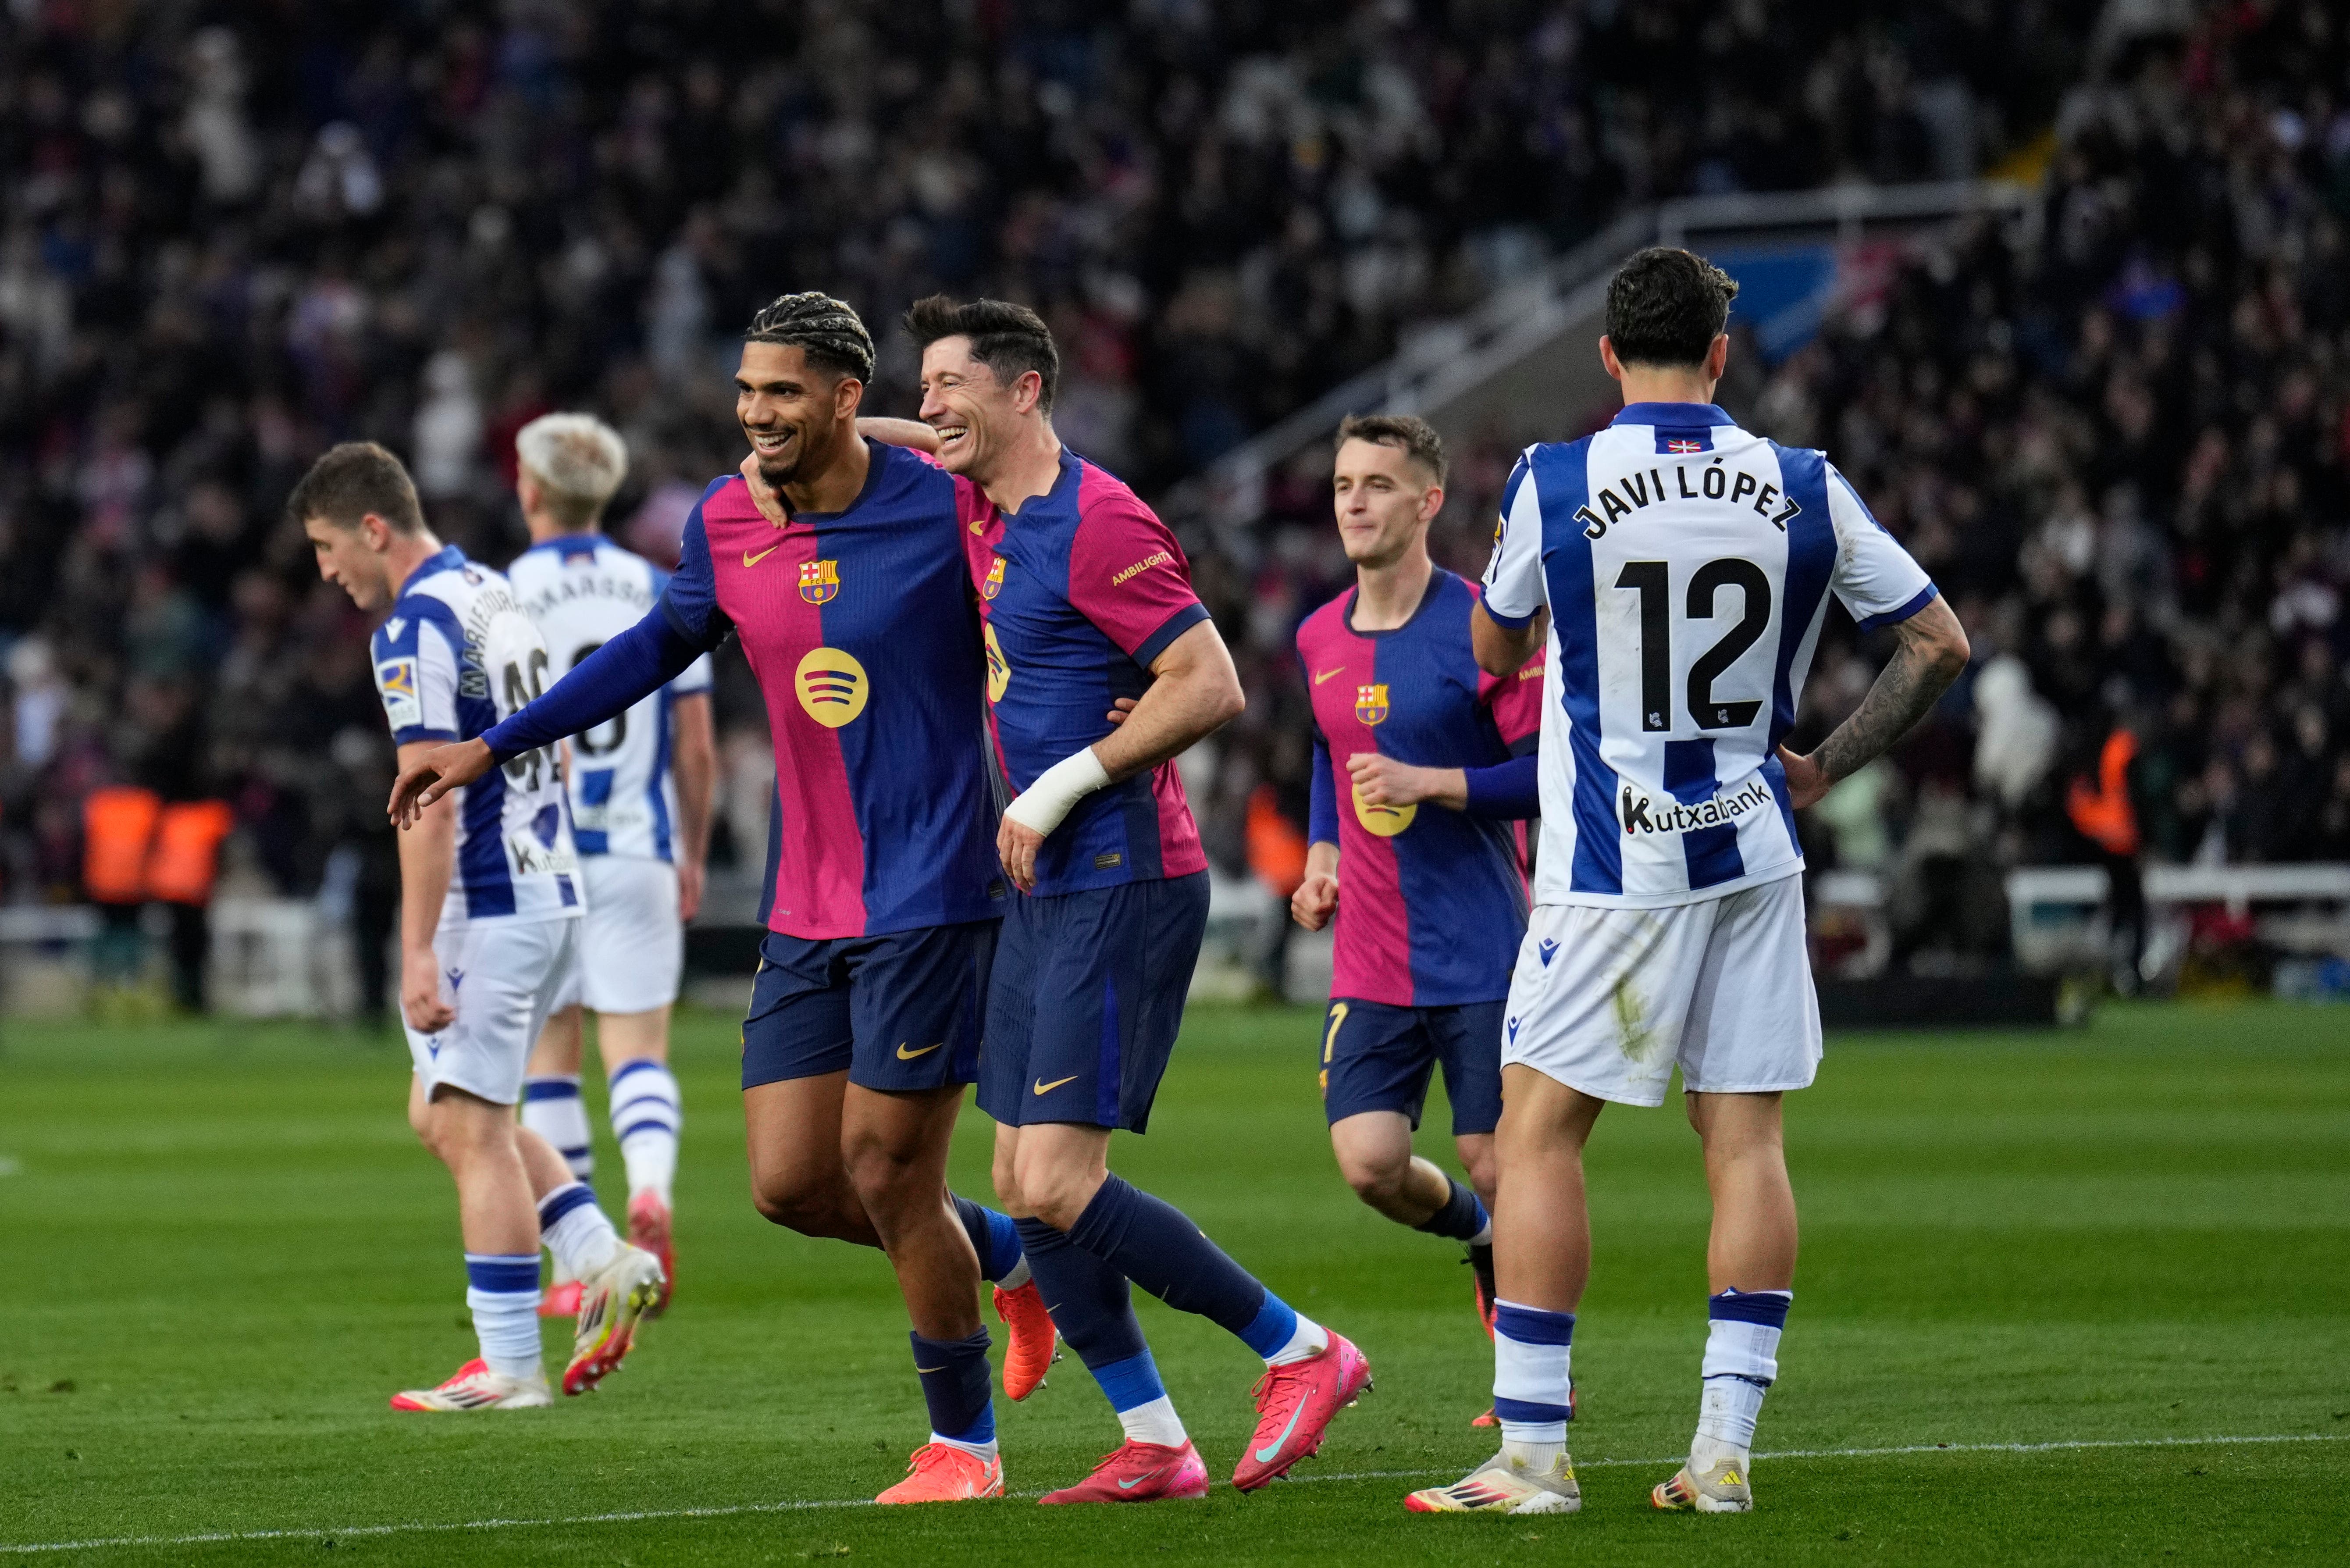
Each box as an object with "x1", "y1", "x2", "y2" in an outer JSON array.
[{"x1": 5, "y1": 1431, "x2": 2343, "y2": 1556}]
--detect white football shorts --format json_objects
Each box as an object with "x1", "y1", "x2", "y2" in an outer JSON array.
[
  {"x1": 405, "y1": 915, "x2": 581, "y2": 1106},
  {"x1": 1502, "y1": 871, "x2": 1820, "y2": 1108},
  {"x1": 551, "y1": 856, "x2": 684, "y2": 1016}
]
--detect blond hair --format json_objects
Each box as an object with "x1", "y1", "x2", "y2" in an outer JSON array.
[{"x1": 516, "y1": 413, "x2": 628, "y2": 529}]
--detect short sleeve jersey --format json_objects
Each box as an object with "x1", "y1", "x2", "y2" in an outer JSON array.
[
  {"x1": 1484, "y1": 402, "x2": 1937, "y2": 909},
  {"x1": 507, "y1": 535, "x2": 714, "y2": 864},
  {"x1": 956, "y1": 449, "x2": 1211, "y2": 897},
  {"x1": 371, "y1": 545, "x2": 581, "y2": 925},
  {"x1": 657, "y1": 443, "x2": 1002, "y2": 940},
  {"x1": 1297, "y1": 570, "x2": 1543, "y2": 1006}
]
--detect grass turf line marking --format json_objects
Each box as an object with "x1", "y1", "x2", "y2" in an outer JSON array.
[{"x1": 6, "y1": 1432, "x2": 2342, "y2": 1555}]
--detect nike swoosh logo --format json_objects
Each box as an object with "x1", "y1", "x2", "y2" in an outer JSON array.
[
  {"x1": 1314, "y1": 667, "x2": 1345, "y2": 684},
  {"x1": 743, "y1": 545, "x2": 780, "y2": 567},
  {"x1": 1255, "y1": 1403, "x2": 1309, "y2": 1463},
  {"x1": 896, "y1": 1041, "x2": 943, "y2": 1059},
  {"x1": 915, "y1": 1365, "x2": 944, "y2": 1373},
  {"x1": 1118, "y1": 1469, "x2": 1166, "y2": 1489},
  {"x1": 1033, "y1": 1074, "x2": 1079, "y2": 1095}
]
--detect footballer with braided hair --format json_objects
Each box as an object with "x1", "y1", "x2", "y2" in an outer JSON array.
[{"x1": 388, "y1": 291, "x2": 1054, "y2": 1502}]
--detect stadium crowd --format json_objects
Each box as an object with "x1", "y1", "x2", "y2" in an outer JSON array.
[{"x1": 19, "y1": 0, "x2": 2326, "y2": 1004}]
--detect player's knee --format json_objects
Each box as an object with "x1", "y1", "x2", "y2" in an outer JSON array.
[
  {"x1": 840, "y1": 1134, "x2": 922, "y2": 1210},
  {"x1": 749, "y1": 1167, "x2": 849, "y2": 1237},
  {"x1": 1014, "y1": 1164, "x2": 1095, "y2": 1232},
  {"x1": 1337, "y1": 1148, "x2": 1410, "y2": 1206},
  {"x1": 990, "y1": 1152, "x2": 1024, "y2": 1215}
]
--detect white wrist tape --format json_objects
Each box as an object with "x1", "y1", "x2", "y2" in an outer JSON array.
[{"x1": 1004, "y1": 746, "x2": 1110, "y2": 838}]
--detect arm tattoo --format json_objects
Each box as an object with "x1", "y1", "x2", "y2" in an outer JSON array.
[{"x1": 1812, "y1": 632, "x2": 1959, "y2": 785}]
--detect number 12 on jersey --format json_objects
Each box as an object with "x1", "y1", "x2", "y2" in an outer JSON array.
[{"x1": 1614, "y1": 558, "x2": 1770, "y2": 733}]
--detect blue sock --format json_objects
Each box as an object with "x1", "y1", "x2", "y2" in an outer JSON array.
[
  {"x1": 910, "y1": 1329, "x2": 995, "y2": 1450},
  {"x1": 1065, "y1": 1174, "x2": 1311, "y2": 1359},
  {"x1": 951, "y1": 1194, "x2": 1023, "y2": 1284},
  {"x1": 1412, "y1": 1175, "x2": 1488, "y2": 1242}
]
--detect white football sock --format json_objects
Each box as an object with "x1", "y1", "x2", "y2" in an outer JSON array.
[
  {"x1": 1696, "y1": 1376, "x2": 1769, "y2": 1454},
  {"x1": 1263, "y1": 1313, "x2": 1329, "y2": 1367},
  {"x1": 1696, "y1": 1291, "x2": 1788, "y2": 1453},
  {"x1": 463, "y1": 1253, "x2": 545, "y2": 1379},
  {"x1": 996, "y1": 1255, "x2": 1032, "y2": 1292},
  {"x1": 932, "y1": 1432, "x2": 1001, "y2": 1461},
  {"x1": 537, "y1": 1182, "x2": 625, "y2": 1279},
  {"x1": 1494, "y1": 1298, "x2": 1574, "y2": 1465},
  {"x1": 520, "y1": 1076, "x2": 594, "y2": 1180},
  {"x1": 608, "y1": 1060, "x2": 681, "y2": 1204},
  {"x1": 1116, "y1": 1395, "x2": 1188, "y2": 1448}
]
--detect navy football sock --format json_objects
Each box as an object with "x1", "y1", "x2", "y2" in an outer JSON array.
[
  {"x1": 1014, "y1": 1216, "x2": 1148, "y2": 1371},
  {"x1": 1066, "y1": 1174, "x2": 1304, "y2": 1356},
  {"x1": 910, "y1": 1329, "x2": 995, "y2": 1447},
  {"x1": 1016, "y1": 1216, "x2": 1186, "y2": 1444},
  {"x1": 1412, "y1": 1174, "x2": 1488, "y2": 1241},
  {"x1": 951, "y1": 1194, "x2": 1022, "y2": 1284}
]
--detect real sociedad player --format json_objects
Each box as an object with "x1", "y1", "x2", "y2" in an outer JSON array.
[
  {"x1": 505, "y1": 413, "x2": 715, "y2": 1315},
  {"x1": 865, "y1": 296, "x2": 1371, "y2": 1502},
  {"x1": 1290, "y1": 414, "x2": 1543, "y2": 1423},
  {"x1": 388, "y1": 294, "x2": 1054, "y2": 1504},
  {"x1": 295, "y1": 442, "x2": 662, "y2": 1412},
  {"x1": 1405, "y1": 249, "x2": 1967, "y2": 1518}
]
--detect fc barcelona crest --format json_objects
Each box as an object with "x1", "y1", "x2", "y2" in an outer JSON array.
[
  {"x1": 983, "y1": 556, "x2": 1006, "y2": 600},
  {"x1": 1355, "y1": 683, "x2": 1390, "y2": 726},
  {"x1": 799, "y1": 559, "x2": 841, "y2": 605}
]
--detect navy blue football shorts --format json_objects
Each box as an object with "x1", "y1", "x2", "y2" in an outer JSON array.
[
  {"x1": 740, "y1": 919, "x2": 998, "y2": 1094},
  {"x1": 1318, "y1": 997, "x2": 1504, "y2": 1136},
  {"x1": 979, "y1": 871, "x2": 1209, "y2": 1134}
]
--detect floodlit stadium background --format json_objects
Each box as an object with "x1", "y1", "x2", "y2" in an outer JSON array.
[{"x1": 2, "y1": 0, "x2": 2347, "y2": 1017}]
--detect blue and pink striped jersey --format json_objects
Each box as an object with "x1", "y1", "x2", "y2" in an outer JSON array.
[
  {"x1": 1298, "y1": 570, "x2": 1544, "y2": 1007},
  {"x1": 658, "y1": 443, "x2": 1003, "y2": 939},
  {"x1": 956, "y1": 449, "x2": 1210, "y2": 897}
]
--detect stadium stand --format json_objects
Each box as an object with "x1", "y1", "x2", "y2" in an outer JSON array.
[{"x1": 14, "y1": 1, "x2": 2342, "y2": 1007}]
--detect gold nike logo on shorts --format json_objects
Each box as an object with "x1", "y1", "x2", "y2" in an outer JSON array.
[
  {"x1": 1033, "y1": 1074, "x2": 1079, "y2": 1095},
  {"x1": 896, "y1": 1041, "x2": 943, "y2": 1059}
]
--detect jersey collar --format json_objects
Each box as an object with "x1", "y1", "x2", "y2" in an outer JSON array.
[
  {"x1": 523, "y1": 532, "x2": 605, "y2": 559},
  {"x1": 1343, "y1": 567, "x2": 1449, "y2": 640},
  {"x1": 396, "y1": 543, "x2": 468, "y2": 597},
  {"x1": 1610, "y1": 402, "x2": 1735, "y2": 426}
]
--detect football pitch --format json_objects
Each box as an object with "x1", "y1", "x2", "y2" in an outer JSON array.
[{"x1": 4, "y1": 1001, "x2": 2345, "y2": 1564}]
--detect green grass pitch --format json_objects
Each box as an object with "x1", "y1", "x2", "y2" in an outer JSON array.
[{"x1": 4, "y1": 1000, "x2": 2346, "y2": 1564}]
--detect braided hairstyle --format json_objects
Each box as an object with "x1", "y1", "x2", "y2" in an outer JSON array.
[{"x1": 744, "y1": 291, "x2": 876, "y2": 383}]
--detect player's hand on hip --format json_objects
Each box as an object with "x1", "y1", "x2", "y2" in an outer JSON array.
[
  {"x1": 1346, "y1": 751, "x2": 1438, "y2": 806},
  {"x1": 389, "y1": 739, "x2": 494, "y2": 827},
  {"x1": 400, "y1": 948, "x2": 455, "y2": 1033},
  {"x1": 739, "y1": 452, "x2": 790, "y2": 527},
  {"x1": 676, "y1": 859, "x2": 705, "y2": 923},
  {"x1": 1104, "y1": 696, "x2": 1138, "y2": 726},
  {"x1": 1777, "y1": 745, "x2": 1831, "y2": 809},
  {"x1": 1291, "y1": 871, "x2": 1339, "y2": 931},
  {"x1": 996, "y1": 815, "x2": 1044, "y2": 894}
]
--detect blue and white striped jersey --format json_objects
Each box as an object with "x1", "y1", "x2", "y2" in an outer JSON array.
[
  {"x1": 506, "y1": 535, "x2": 713, "y2": 863},
  {"x1": 372, "y1": 545, "x2": 581, "y2": 925},
  {"x1": 1484, "y1": 402, "x2": 1937, "y2": 909}
]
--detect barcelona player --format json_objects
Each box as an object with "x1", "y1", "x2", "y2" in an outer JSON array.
[
  {"x1": 388, "y1": 294, "x2": 1053, "y2": 1504},
  {"x1": 1291, "y1": 414, "x2": 1542, "y2": 1419},
  {"x1": 858, "y1": 296, "x2": 1370, "y2": 1503}
]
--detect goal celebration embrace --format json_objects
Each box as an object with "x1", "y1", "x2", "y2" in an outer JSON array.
[{"x1": 341, "y1": 246, "x2": 1965, "y2": 1516}]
